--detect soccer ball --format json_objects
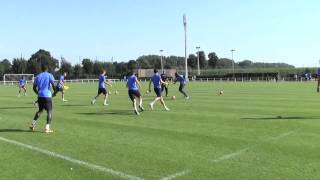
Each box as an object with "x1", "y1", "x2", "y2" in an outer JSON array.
[
  {"x1": 115, "y1": 90, "x2": 119, "y2": 95},
  {"x1": 146, "y1": 91, "x2": 149, "y2": 94},
  {"x1": 219, "y1": 90, "x2": 224, "y2": 95},
  {"x1": 171, "y1": 95, "x2": 176, "y2": 100},
  {"x1": 108, "y1": 91, "x2": 112, "y2": 95}
]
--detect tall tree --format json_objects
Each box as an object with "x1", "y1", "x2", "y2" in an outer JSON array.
[
  {"x1": 73, "y1": 64, "x2": 83, "y2": 78},
  {"x1": 187, "y1": 54, "x2": 197, "y2": 69},
  {"x1": 12, "y1": 58, "x2": 28, "y2": 73},
  {"x1": 28, "y1": 49, "x2": 59, "y2": 73},
  {"x1": 82, "y1": 58, "x2": 94, "y2": 76},
  {"x1": 59, "y1": 57, "x2": 73, "y2": 74},
  {"x1": 208, "y1": 52, "x2": 219, "y2": 68},
  {"x1": 127, "y1": 60, "x2": 137, "y2": 71},
  {"x1": 198, "y1": 51, "x2": 207, "y2": 68}
]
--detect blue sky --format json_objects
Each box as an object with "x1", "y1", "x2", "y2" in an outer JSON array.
[{"x1": 0, "y1": 0, "x2": 319, "y2": 67}]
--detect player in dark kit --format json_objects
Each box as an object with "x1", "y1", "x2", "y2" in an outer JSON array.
[
  {"x1": 127, "y1": 71, "x2": 144, "y2": 115},
  {"x1": 91, "y1": 70, "x2": 112, "y2": 106},
  {"x1": 18, "y1": 77, "x2": 27, "y2": 97},
  {"x1": 174, "y1": 72, "x2": 189, "y2": 99},
  {"x1": 148, "y1": 69, "x2": 170, "y2": 111},
  {"x1": 30, "y1": 64, "x2": 56, "y2": 133},
  {"x1": 53, "y1": 72, "x2": 68, "y2": 102},
  {"x1": 161, "y1": 73, "x2": 169, "y2": 97}
]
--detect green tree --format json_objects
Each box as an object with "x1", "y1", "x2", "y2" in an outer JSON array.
[
  {"x1": 208, "y1": 52, "x2": 219, "y2": 69},
  {"x1": 82, "y1": 59, "x2": 93, "y2": 76},
  {"x1": 127, "y1": 60, "x2": 137, "y2": 71},
  {"x1": 73, "y1": 64, "x2": 83, "y2": 78},
  {"x1": 12, "y1": 58, "x2": 28, "y2": 73},
  {"x1": 187, "y1": 54, "x2": 197, "y2": 69},
  {"x1": 28, "y1": 49, "x2": 59, "y2": 73},
  {"x1": 59, "y1": 57, "x2": 73, "y2": 74}
]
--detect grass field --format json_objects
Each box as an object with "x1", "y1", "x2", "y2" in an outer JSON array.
[{"x1": 1, "y1": 81, "x2": 320, "y2": 179}]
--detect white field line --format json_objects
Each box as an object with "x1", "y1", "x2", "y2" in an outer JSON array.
[
  {"x1": 0, "y1": 136, "x2": 143, "y2": 180},
  {"x1": 160, "y1": 170, "x2": 191, "y2": 180},
  {"x1": 211, "y1": 129, "x2": 300, "y2": 163}
]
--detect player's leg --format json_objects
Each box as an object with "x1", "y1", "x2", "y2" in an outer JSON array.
[
  {"x1": 30, "y1": 98, "x2": 44, "y2": 131},
  {"x1": 150, "y1": 88, "x2": 161, "y2": 110},
  {"x1": 159, "y1": 97, "x2": 170, "y2": 111},
  {"x1": 23, "y1": 87, "x2": 27, "y2": 96},
  {"x1": 61, "y1": 90, "x2": 68, "y2": 102},
  {"x1": 165, "y1": 86, "x2": 168, "y2": 97},
  {"x1": 92, "y1": 88, "x2": 102, "y2": 104},
  {"x1": 135, "y1": 90, "x2": 144, "y2": 111},
  {"x1": 317, "y1": 78, "x2": 320, "y2": 92},
  {"x1": 179, "y1": 84, "x2": 189, "y2": 99},
  {"x1": 44, "y1": 98, "x2": 53, "y2": 133},
  {"x1": 18, "y1": 87, "x2": 21, "y2": 97},
  {"x1": 103, "y1": 89, "x2": 109, "y2": 106}
]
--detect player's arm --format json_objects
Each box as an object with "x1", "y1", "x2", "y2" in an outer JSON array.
[
  {"x1": 33, "y1": 83, "x2": 38, "y2": 94},
  {"x1": 136, "y1": 79, "x2": 142, "y2": 89},
  {"x1": 105, "y1": 80, "x2": 112, "y2": 87}
]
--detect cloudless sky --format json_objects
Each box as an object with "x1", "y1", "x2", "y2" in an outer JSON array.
[{"x1": 0, "y1": 0, "x2": 319, "y2": 67}]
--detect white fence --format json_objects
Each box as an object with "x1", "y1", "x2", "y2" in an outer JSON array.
[
  {"x1": 0, "y1": 77, "x2": 316, "y2": 86},
  {"x1": 0, "y1": 79, "x2": 122, "y2": 86}
]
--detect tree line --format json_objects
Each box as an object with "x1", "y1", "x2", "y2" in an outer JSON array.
[{"x1": 0, "y1": 49, "x2": 295, "y2": 80}]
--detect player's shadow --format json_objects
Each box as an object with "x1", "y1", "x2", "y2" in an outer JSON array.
[
  {"x1": 0, "y1": 107, "x2": 34, "y2": 110},
  {"x1": 0, "y1": 129, "x2": 36, "y2": 133},
  {"x1": 77, "y1": 110, "x2": 134, "y2": 116},
  {"x1": 241, "y1": 116, "x2": 320, "y2": 120}
]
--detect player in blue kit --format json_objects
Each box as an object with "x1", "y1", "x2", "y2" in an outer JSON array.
[
  {"x1": 148, "y1": 69, "x2": 170, "y2": 111},
  {"x1": 174, "y1": 72, "x2": 189, "y2": 99},
  {"x1": 18, "y1": 77, "x2": 27, "y2": 97},
  {"x1": 30, "y1": 64, "x2": 56, "y2": 133},
  {"x1": 53, "y1": 72, "x2": 68, "y2": 102},
  {"x1": 91, "y1": 70, "x2": 112, "y2": 106},
  {"x1": 127, "y1": 71, "x2": 144, "y2": 115}
]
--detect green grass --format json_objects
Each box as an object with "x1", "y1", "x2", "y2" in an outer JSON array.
[{"x1": 0, "y1": 81, "x2": 320, "y2": 179}]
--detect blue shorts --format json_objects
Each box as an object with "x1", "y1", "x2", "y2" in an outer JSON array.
[
  {"x1": 154, "y1": 88, "x2": 162, "y2": 97},
  {"x1": 56, "y1": 86, "x2": 63, "y2": 92},
  {"x1": 128, "y1": 89, "x2": 141, "y2": 101}
]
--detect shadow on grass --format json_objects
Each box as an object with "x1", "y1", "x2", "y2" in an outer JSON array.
[
  {"x1": 0, "y1": 129, "x2": 38, "y2": 133},
  {"x1": 61, "y1": 104, "x2": 89, "y2": 107},
  {"x1": 241, "y1": 116, "x2": 320, "y2": 120},
  {"x1": 77, "y1": 110, "x2": 134, "y2": 116},
  {"x1": 0, "y1": 107, "x2": 34, "y2": 110}
]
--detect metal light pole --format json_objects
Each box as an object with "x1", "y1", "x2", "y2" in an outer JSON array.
[
  {"x1": 183, "y1": 14, "x2": 188, "y2": 81},
  {"x1": 160, "y1": 49, "x2": 164, "y2": 73},
  {"x1": 196, "y1": 46, "x2": 200, "y2": 76},
  {"x1": 231, "y1": 49, "x2": 236, "y2": 80}
]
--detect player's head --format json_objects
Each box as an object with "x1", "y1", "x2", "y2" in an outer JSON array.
[
  {"x1": 101, "y1": 69, "x2": 106, "y2": 75},
  {"x1": 63, "y1": 72, "x2": 67, "y2": 77},
  {"x1": 175, "y1": 72, "x2": 179, "y2": 77},
  {"x1": 129, "y1": 70, "x2": 135, "y2": 76},
  {"x1": 41, "y1": 64, "x2": 49, "y2": 72},
  {"x1": 154, "y1": 69, "x2": 158, "y2": 74}
]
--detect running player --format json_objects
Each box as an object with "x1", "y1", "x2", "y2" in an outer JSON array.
[
  {"x1": 30, "y1": 64, "x2": 56, "y2": 133},
  {"x1": 18, "y1": 77, "x2": 27, "y2": 97},
  {"x1": 127, "y1": 71, "x2": 144, "y2": 115},
  {"x1": 148, "y1": 69, "x2": 170, "y2": 111},
  {"x1": 174, "y1": 72, "x2": 189, "y2": 99},
  {"x1": 53, "y1": 72, "x2": 68, "y2": 101},
  {"x1": 91, "y1": 70, "x2": 112, "y2": 106},
  {"x1": 161, "y1": 73, "x2": 169, "y2": 97}
]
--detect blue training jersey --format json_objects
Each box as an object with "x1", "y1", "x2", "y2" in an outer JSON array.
[
  {"x1": 128, "y1": 75, "x2": 138, "y2": 90},
  {"x1": 19, "y1": 79, "x2": 26, "y2": 86},
  {"x1": 151, "y1": 73, "x2": 161, "y2": 89},
  {"x1": 57, "y1": 75, "x2": 65, "y2": 88},
  {"x1": 98, "y1": 74, "x2": 106, "y2": 89},
  {"x1": 176, "y1": 75, "x2": 186, "y2": 85},
  {"x1": 34, "y1": 72, "x2": 55, "y2": 98}
]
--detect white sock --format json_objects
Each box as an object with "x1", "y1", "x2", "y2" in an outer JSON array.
[
  {"x1": 32, "y1": 120, "x2": 37, "y2": 126},
  {"x1": 45, "y1": 124, "x2": 50, "y2": 130}
]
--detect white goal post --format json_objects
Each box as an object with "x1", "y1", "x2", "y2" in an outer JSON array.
[{"x1": 3, "y1": 74, "x2": 34, "y2": 85}]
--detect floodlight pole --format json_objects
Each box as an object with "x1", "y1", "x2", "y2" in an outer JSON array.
[
  {"x1": 183, "y1": 14, "x2": 189, "y2": 81},
  {"x1": 231, "y1": 49, "x2": 236, "y2": 80},
  {"x1": 160, "y1": 49, "x2": 164, "y2": 73},
  {"x1": 196, "y1": 46, "x2": 200, "y2": 76}
]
